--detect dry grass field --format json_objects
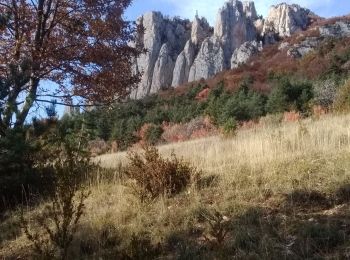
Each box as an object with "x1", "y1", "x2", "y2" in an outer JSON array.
[{"x1": 2, "y1": 113, "x2": 350, "y2": 259}]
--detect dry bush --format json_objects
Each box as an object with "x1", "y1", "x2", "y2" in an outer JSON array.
[
  {"x1": 125, "y1": 146, "x2": 200, "y2": 200},
  {"x1": 198, "y1": 208, "x2": 232, "y2": 246}
]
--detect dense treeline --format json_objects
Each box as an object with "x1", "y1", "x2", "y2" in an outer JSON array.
[
  {"x1": 57, "y1": 37, "x2": 350, "y2": 150},
  {"x1": 61, "y1": 75, "x2": 326, "y2": 149}
]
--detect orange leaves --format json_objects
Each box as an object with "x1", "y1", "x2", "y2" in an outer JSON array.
[{"x1": 162, "y1": 117, "x2": 217, "y2": 143}]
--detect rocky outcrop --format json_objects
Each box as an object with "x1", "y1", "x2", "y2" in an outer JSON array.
[
  {"x1": 172, "y1": 16, "x2": 211, "y2": 86},
  {"x1": 172, "y1": 41, "x2": 196, "y2": 86},
  {"x1": 263, "y1": 3, "x2": 311, "y2": 41},
  {"x1": 286, "y1": 37, "x2": 321, "y2": 58},
  {"x1": 231, "y1": 40, "x2": 262, "y2": 68},
  {"x1": 277, "y1": 20, "x2": 350, "y2": 60},
  {"x1": 243, "y1": 1, "x2": 258, "y2": 19},
  {"x1": 191, "y1": 16, "x2": 212, "y2": 45},
  {"x1": 151, "y1": 44, "x2": 175, "y2": 92},
  {"x1": 214, "y1": 0, "x2": 257, "y2": 67},
  {"x1": 131, "y1": 12, "x2": 164, "y2": 99},
  {"x1": 188, "y1": 37, "x2": 225, "y2": 81},
  {"x1": 319, "y1": 21, "x2": 350, "y2": 38},
  {"x1": 131, "y1": 1, "x2": 316, "y2": 98},
  {"x1": 189, "y1": 0, "x2": 258, "y2": 81},
  {"x1": 284, "y1": 21, "x2": 350, "y2": 59},
  {"x1": 131, "y1": 12, "x2": 191, "y2": 98}
]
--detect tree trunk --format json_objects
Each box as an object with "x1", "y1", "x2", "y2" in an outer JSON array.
[{"x1": 15, "y1": 77, "x2": 40, "y2": 128}]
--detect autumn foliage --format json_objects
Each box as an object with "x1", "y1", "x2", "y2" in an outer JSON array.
[{"x1": 0, "y1": 0, "x2": 142, "y2": 134}]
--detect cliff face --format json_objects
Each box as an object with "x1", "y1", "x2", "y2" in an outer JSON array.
[
  {"x1": 263, "y1": 3, "x2": 311, "y2": 38},
  {"x1": 131, "y1": 1, "x2": 314, "y2": 99},
  {"x1": 130, "y1": 13, "x2": 191, "y2": 98}
]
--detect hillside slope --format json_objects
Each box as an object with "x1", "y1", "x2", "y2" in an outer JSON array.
[{"x1": 2, "y1": 113, "x2": 350, "y2": 259}]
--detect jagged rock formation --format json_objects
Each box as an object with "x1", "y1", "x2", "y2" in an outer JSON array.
[
  {"x1": 280, "y1": 21, "x2": 350, "y2": 59},
  {"x1": 171, "y1": 16, "x2": 211, "y2": 87},
  {"x1": 131, "y1": 1, "x2": 314, "y2": 98},
  {"x1": 188, "y1": 36, "x2": 226, "y2": 81},
  {"x1": 151, "y1": 44, "x2": 175, "y2": 91},
  {"x1": 172, "y1": 41, "x2": 196, "y2": 87},
  {"x1": 191, "y1": 16, "x2": 212, "y2": 45},
  {"x1": 231, "y1": 40, "x2": 262, "y2": 68},
  {"x1": 131, "y1": 12, "x2": 191, "y2": 98},
  {"x1": 213, "y1": 0, "x2": 258, "y2": 67},
  {"x1": 263, "y1": 3, "x2": 311, "y2": 39}
]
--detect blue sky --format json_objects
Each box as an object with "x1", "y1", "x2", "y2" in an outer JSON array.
[{"x1": 126, "y1": 0, "x2": 350, "y2": 25}]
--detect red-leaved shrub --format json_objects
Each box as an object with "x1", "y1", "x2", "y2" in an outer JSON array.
[
  {"x1": 162, "y1": 117, "x2": 217, "y2": 143},
  {"x1": 283, "y1": 111, "x2": 301, "y2": 122}
]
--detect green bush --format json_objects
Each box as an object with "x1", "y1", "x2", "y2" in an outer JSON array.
[
  {"x1": 0, "y1": 129, "x2": 55, "y2": 211},
  {"x1": 206, "y1": 82, "x2": 266, "y2": 126},
  {"x1": 144, "y1": 124, "x2": 164, "y2": 145},
  {"x1": 266, "y1": 78, "x2": 313, "y2": 114},
  {"x1": 222, "y1": 87, "x2": 266, "y2": 121},
  {"x1": 313, "y1": 79, "x2": 338, "y2": 108},
  {"x1": 223, "y1": 118, "x2": 238, "y2": 136}
]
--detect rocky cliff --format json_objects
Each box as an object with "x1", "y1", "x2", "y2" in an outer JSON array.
[{"x1": 131, "y1": 1, "x2": 314, "y2": 98}]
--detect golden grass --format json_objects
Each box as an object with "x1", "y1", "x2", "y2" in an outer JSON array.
[
  {"x1": 2, "y1": 113, "x2": 350, "y2": 258},
  {"x1": 98, "y1": 113, "x2": 350, "y2": 173}
]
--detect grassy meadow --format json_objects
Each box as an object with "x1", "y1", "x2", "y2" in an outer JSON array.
[{"x1": 1, "y1": 113, "x2": 350, "y2": 259}]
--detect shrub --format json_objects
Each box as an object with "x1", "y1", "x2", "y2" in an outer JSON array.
[
  {"x1": 206, "y1": 82, "x2": 266, "y2": 126},
  {"x1": 143, "y1": 124, "x2": 164, "y2": 145},
  {"x1": 313, "y1": 79, "x2": 338, "y2": 108},
  {"x1": 88, "y1": 139, "x2": 110, "y2": 156},
  {"x1": 265, "y1": 85, "x2": 288, "y2": 113},
  {"x1": 125, "y1": 233, "x2": 162, "y2": 259},
  {"x1": 0, "y1": 129, "x2": 54, "y2": 211},
  {"x1": 21, "y1": 134, "x2": 95, "y2": 259},
  {"x1": 125, "y1": 146, "x2": 200, "y2": 200},
  {"x1": 266, "y1": 78, "x2": 313, "y2": 114},
  {"x1": 334, "y1": 79, "x2": 350, "y2": 112},
  {"x1": 198, "y1": 208, "x2": 232, "y2": 246},
  {"x1": 221, "y1": 88, "x2": 266, "y2": 122},
  {"x1": 161, "y1": 117, "x2": 216, "y2": 143},
  {"x1": 222, "y1": 118, "x2": 238, "y2": 136},
  {"x1": 186, "y1": 83, "x2": 206, "y2": 99}
]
